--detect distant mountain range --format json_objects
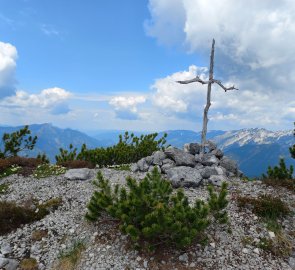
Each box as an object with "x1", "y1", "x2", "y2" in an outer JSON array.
[{"x1": 0, "y1": 123, "x2": 293, "y2": 177}]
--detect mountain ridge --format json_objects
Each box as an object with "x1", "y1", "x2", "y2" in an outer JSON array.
[{"x1": 0, "y1": 123, "x2": 293, "y2": 177}]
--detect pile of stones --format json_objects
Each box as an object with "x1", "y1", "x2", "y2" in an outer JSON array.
[{"x1": 131, "y1": 141, "x2": 243, "y2": 187}]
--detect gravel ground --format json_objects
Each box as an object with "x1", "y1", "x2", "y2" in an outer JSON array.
[{"x1": 0, "y1": 168, "x2": 294, "y2": 270}]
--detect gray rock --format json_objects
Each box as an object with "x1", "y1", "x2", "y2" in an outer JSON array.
[
  {"x1": 237, "y1": 170, "x2": 244, "y2": 177},
  {"x1": 137, "y1": 158, "x2": 149, "y2": 172},
  {"x1": 211, "y1": 148, "x2": 224, "y2": 159},
  {"x1": 162, "y1": 158, "x2": 175, "y2": 165},
  {"x1": 2, "y1": 259, "x2": 18, "y2": 270},
  {"x1": 164, "y1": 147, "x2": 195, "y2": 167},
  {"x1": 194, "y1": 163, "x2": 204, "y2": 170},
  {"x1": 152, "y1": 151, "x2": 166, "y2": 166},
  {"x1": 166, "y1": 166, "x2": 203, "y2": 188},
  {"x1": 145, "y1": 156, "x2": 153, "y2": 166},
  {"x1": 161, "y1": 163, "x2": 175, "y2": 174},
  {"x1": 179, "y1": 253, "x2": 188, "y2": 263},
  {"x1": 201, "y1": 167, "x2": 218, "y2": 179},
  {"x1": 201, "y1": 154, "x2": 219, "y2": 166},
  {"x1": 212, "y1": 166, "x2": 226, "y2": 175},
  {"x1": 220, "y1": 156, "x2": 238, "y2": 175},
  {"x1": 148, "y1": 165, "x2": 161, "y2": 173},
  {"x1": 183, "y1": 143, "x2": 201, "y2": 155},
  {"x1": 288, "y1": 257, "x2": 295, "y2": 269},
  {"x1": 64, "y1": 168, "x2": 92, "y2": 181},
  {"x1": 130, "y1": 163, "x2": 139, "y2": 172},
  {"x1": 208, "y1": 175, "x2": 228, "y2": 186},
  {"x1": 1, "y1": 243, "x2": 12, "y2": 255},
  {"x1": 206, "y1": 140, "x2": 217, "y2": 152},
  {"x1": 195, "y1": 154, "x2": 203, "y2": 163},
  {"x1": 0, "y1": 258, "x2": 9, "y2": 268}
]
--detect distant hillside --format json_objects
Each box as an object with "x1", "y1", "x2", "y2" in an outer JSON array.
[
  {"x1": 0, "y1": 123, "x2": 103, "y2": 162},
  {"x1": 0, "y1": 124, "x2": 293, "y2": 177}
]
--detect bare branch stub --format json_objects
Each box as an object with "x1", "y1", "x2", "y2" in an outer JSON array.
[{"x1": 175, "y1": 38, "x2": 238, "y2": 153}]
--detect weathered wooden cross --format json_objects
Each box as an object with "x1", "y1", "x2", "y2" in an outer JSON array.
[{"x1": 177, "y1": 39, "x2": 238, "y2": 153}]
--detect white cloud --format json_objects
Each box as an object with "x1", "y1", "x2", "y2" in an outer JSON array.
[
  {"x1": 0, "y1": 41, "x2": 17, "y2": 98},
  {"x1": 152, "y1": 65, "x2": 208, "y2": 114},
  {"x1": 147, "y1": 0, "x2": 295, "y2": 69},
  {"x1": 151, "y1": 65, "x2": 294, "y2": 130},
  {"x1": 1, "y1": 87, "x2": 72, "y2": 114},
  {"x1": 109, "y1": 95, "x2": 146, "y2": 120}
]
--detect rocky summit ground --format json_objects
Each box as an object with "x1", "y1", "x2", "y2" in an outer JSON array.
[{"x1": 0, "y1": 168, "x2": 294, "y2": 270}]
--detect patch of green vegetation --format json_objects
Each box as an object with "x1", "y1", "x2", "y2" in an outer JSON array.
[
  {"x1": 236, "y1": 194, "x2": 290, "y2": 220},
  {"x1": 33, "y1": 164, "x2": 66, "y2": 179},
  {"x1": 55, "y1": 132, "x2": 168, "y2": 168},
  {"x1": 0, "y1": 183, "x2": 9, "y2": 194},
  {"x1": 0, "y1": 165, "x2": 21, "y2": 179},
  {"x1": 256, "y1": 233, "x2": 292, "y2": 258},
  {"x1": 241, "y1": 236, "x2": 254, "y2": 246},
  {"x1": 86, "y1": 168, "x2": 229, "y2": 249},
  {"x1": 54, "y1": 241, "x2": 85, "y2": 270},
  {"x1": 265, "y1": 219, "x2": 282, "y2": 234},
  {"x1": 0, "y1": 197, "x2": 62, "y2": 236}
]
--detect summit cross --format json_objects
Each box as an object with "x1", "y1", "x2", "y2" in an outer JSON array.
[{"x1": 177, "y1": 39, "x2": 238, "y2": 153}]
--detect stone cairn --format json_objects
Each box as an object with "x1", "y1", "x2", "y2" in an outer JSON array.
[{"x1": 131, "y1": 141, "x2": 243, "y2": 188}]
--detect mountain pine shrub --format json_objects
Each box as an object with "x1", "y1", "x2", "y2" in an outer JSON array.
[
  {"x1": 0, "y1": 125, "x2": 37, "y2": 158},
  {"x1": 86, "y1": 168, "x2": 228, "y2": 249},
  {"x1": 55, "y1": 132, "x2": 168, "y2": 167},
  {"x1": 263, "y1": 158, "x2": 294, "y2": 180}
]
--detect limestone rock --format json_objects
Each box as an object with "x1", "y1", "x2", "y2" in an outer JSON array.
[
  {"x1": 183, "y1": 143, "x2": 201, "y2": 155},
  {"x1": 200, "y1": 167, "x2": 219, "y2": 179},
  {"x1": 64, "y1": 168, "x2": 92, "y2": 181},
  {"x1": 208, "y1": 175, "x2": 228, "y2": 186},
  {"x1": 137, "y1": 158, "x2": 149, "y2": 172},
  {"x1": 211, "y1": 148, "x2": 224, "y2": 159},
  {"x1": 164, "y1": 147, "x2": 195, "y2": 167},
  {"x1": 130, "y1": 163, "x2": 139, "y2": 172},
  {"x1": 201, "y1": 154, "x2": 219, "y2": 166},
  {"x1": 166, "y1": 166, "x2": 203, "y2": 188},
  {"x1": 220, "y1": 157, "x2": 238, "y2": 175},
  {"x1": 152, "y1": 151, "x2": 166, "y2": 166}
]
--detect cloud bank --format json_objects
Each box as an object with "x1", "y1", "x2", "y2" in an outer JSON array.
[{"x1": 0, "y1": 41, "x2": 18, "y2": 98}]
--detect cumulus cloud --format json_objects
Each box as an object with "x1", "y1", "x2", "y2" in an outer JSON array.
[
  {"x1": 109, "y1": 96, "x2": 146, "y2": 120},
  {"x1": 146, "y1": 0, "x2": 295, "y2": 130},
  {"x1": 147, "y1": 0, "x2": 295, "y2": 69},
  {"x1": 151, "y1": 65, "x2": 294, "y2": 130},
  {"x1": 1, "y1": 87, "x2": 72, "y2": 114},
  {"x1": 0, "y1": 41, "x2": 18, "y2": 98}
]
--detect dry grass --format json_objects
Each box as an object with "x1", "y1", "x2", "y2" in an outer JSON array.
[
  {"x1": 53, "y1": 241, "x2": 85, "y2": 270},
  {"x1": 32, "y1": 229, "x2": 48, "y2": 241},
  {"x1": 58, "y1": 160, "x2": 95, "y2": 169},
  {"x1": 263, "y1": 178, "x2": 295, "y2": 192},
  {"x1": 19, "y1": 258, "x2": 38, "y2": 270}
]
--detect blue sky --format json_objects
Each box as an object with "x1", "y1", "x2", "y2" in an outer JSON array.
[{"x1": 0, "y1": 0, "x2": 294, "y2": 132}]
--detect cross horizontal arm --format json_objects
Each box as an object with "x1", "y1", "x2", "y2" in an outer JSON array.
[
  {"x1": 212, "y1": 79, "x2": 238, "y2": 92},
  {"x1": 176, "y1": 76, "x2": 210, "y2": 85}
]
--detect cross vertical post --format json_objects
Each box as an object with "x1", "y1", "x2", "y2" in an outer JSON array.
[{"x1": 177, "y1": 39, "x2": 238, "y2": 154}]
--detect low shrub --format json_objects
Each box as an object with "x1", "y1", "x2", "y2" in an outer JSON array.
[
  {"x1": 56, "y1": 132, "x2": 168, "y2": 167},
  {"x1": 0, "y1": 197, "x2": 62, "y2": 235},
  {"x1": 236, "y1": 194, "x2": 290, "y2": 220},
  {"x1": 0, "y1": 158, "x2": 12, "y2": 173},
  {"x1": 86, "y1": 168, "x2": 228, "y2": 249},
  {"x1": 58, "y1": 160, "x2": 95, "y2": 169},
  {"x1": 262, "y1": 158, "x2": 294, "y2": 180},
  {"x1": 0, "y1": 183, "x2": 9, "y2": 194},
  {"x1": 33, "y1": 164, "x2": 66, "y2": 179}
]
